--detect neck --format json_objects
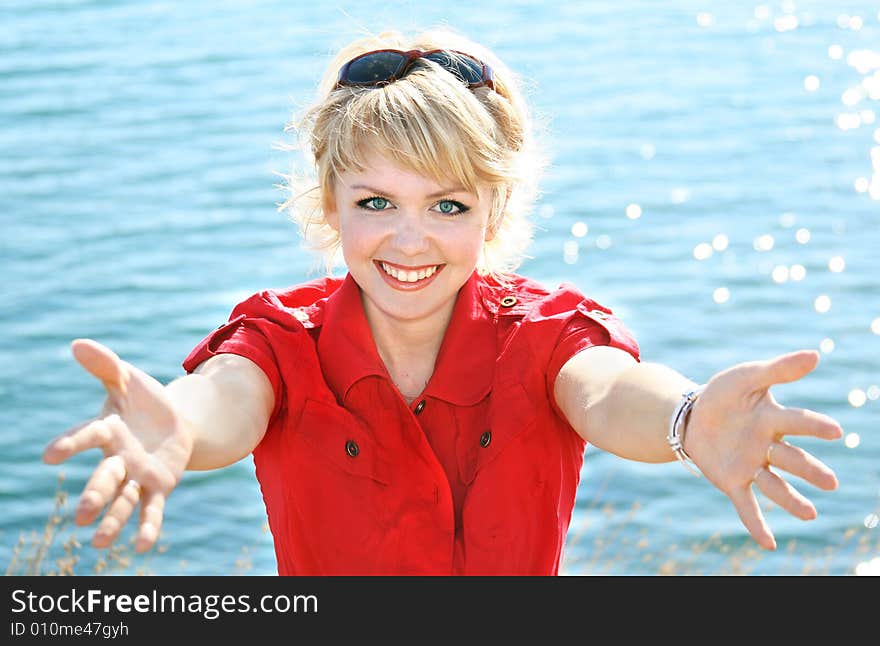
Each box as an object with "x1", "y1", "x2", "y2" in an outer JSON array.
[{"x1": 361, "y1": 298, "x2": 456, "y2": 402}]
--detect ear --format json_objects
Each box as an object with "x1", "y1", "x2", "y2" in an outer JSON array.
[
  {"x1": 484, "y1": 186, "x2": 511, "y2": 242},
  {"x1": 325, "y1": 208, "x2": 339, "y2": 232},
  {"x1": 484, "y1": 220, "x2": 498, "y2": 243},
  {"x1": 324, "y1": 193, "x2": 340, "y2": 232}
]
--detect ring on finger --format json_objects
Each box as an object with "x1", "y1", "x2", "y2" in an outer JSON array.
[{"x1": 125, "y1": 479, "x2": 142, "y2": 496}]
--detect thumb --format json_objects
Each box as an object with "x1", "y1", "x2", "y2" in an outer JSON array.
[
  {"x1": 71, "y1": 339, "x2": 129, "y2": 395},
  {"x1": 753, "y1": 349, "x2": 819, "y2": 391}
]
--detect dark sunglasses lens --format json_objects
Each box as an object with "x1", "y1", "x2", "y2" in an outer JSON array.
[
  {"x1": 344, "y1": 51, "x2": 408, "y2": 84},
  {"x1": 424, "y1": 52, "x2": 484, "y2": 85}
]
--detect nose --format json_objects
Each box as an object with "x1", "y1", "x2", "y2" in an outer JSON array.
[{"x1": 391, "y1": 213, "x2": 431, "y2": 257}]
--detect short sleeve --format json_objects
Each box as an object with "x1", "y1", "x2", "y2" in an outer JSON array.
[
  {"x1": 544, "y1": 296, "x2": 640, "y2": 421},
  {"x1": 181, "y1": 293, "x2": 307, "y2": 423}
]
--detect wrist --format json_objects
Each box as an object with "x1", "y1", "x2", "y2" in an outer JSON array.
[{"x1": 667, "y1": 384, "x2": 706, "y2": 476}]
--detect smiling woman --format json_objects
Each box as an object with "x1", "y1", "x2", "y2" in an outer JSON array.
[
  {"x1": 283, "y1": 28, "x2": 542, "y2": 280},
  {"x1": 41, "y1": 25, "x2": 844, "y2": 576}
]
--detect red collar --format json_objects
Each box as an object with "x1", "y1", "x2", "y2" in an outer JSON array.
[{"x1": 317, "y1": 272, "x2": 497, "y2": 406}]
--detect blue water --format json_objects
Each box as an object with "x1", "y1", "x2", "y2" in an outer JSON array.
[{"x1": 2, "y1": 1, "x2": 878, "y2": 576}]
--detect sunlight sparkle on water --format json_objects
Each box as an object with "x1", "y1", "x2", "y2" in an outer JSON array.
[
  {"x1": 855, "y1": 177, "x2": 869, "y2": 192},
  {"x1": 819, "y1": 338, "x2": 835, "y2": 353},
  {"x1": 842, "y1": 87, "x2": 864, "y2": 107},
  {"x1": 625, "y1": 204, "x2": 642, "y2": 219},
  {"x1": 713, "y1": 287, "x2": 730, "y2": 304},
  {"x1": 712, "y1": 234, "x2": 728, "y2": 251},
  {"x1": 670, "y1": 188, "x2": 690, "y2": 204},
  {"x1": 795, "y1": 228, "x2": 811, "y2": 244},
  {"x1": 866, "y1": 385, "x2": 880, "y2": 400},
  {"x1": 828, "y1": 256, "x2": 845, "y2": 272},
  {"x1": 753, "y1": 234, "x2": 774, "y2": 251},
  {"x1": 838, "y1": 15, "x2": 864, "y2": 30},
  {"x1": 844, "y1": 433, "x2": 860, "y2": 448},
  {"x1": 563, "y1": 240, "x2": 578, "y2": 265},
  {"x1": 693, "y1": 242, "x2": 713, "y2": 260},
  {"x1": 595, "y1": 235, "x2": 611, "y2": 250},
  {"x1": 774, "y1": 15, "x2": 798, "y2": 32},
  {"x1": 814, "y1": 294, "x2": 831, "y2": 313},
  {"x1": 847, "y1": 49, "x2": 880, "y2": 75},
  {"x1": 790, "y1": 264, "x2": 806, "y2": 281},
  {"x1": 871, "y1": 317, "x2": 880, "y2": 334},
  {"x1": 865, "y1": 514, "x2": 879, "y2": 530},
  {"x1": 848, "y1": 389, "x2": 867, "y2": 407},
  {"x1": 696, "y1": 12, "x2": 714, "y2": 28},
  {"x1": 828, "y1": 44, "x2": 843, "y2": 60},
  {"x1": 779, "y1": 212, "x2": 796, "y2": 227},
  {"x1": 571, "y1": 221, "x2": 588, "y2": 238},
  {"x1": 754, "y1": 5, "x2": 770, "y2": 21},
  {"x1": 772, "y1": 265, "x2": 789, "y2": 283},
  {"x1": 836, "y1": 112, "x2": 862, "y2": 130},
  {"x1": 804, "y1": 75, "x2": 820, "y2": 91}
]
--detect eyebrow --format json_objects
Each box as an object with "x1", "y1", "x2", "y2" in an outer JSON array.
[{"x1": 349, "y1": 184, "x2": 470, "y2": 199}]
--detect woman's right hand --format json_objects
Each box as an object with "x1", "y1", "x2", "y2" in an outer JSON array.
[{"x1": 43, "y1": 339, "x2": 194, "y2": 554}]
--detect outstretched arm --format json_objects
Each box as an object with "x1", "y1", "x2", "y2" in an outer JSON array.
[{"x1": 553, "y1": 346, "x2": 842, "y2": 550}]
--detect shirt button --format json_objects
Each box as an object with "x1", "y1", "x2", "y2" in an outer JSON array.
[
  {"x1": 479, "y1": 431, "x2": 492, "y2": 448},
  {"x1": 414, "y1": 400, "x2": 426, "y2": 415},
  {"x1": 345, "y1": 439, "x2": 359, "y2": 458},
  {"x1": 500, "y1": 295, "x2": 517, "y2": 307}
]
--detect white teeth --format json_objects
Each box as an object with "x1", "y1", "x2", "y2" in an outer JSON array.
[{"x1": 380, "y1": 262, "x2": 439, "y2": 282}]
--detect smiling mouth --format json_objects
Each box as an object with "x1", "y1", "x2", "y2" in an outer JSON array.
[{"x1": 376, "y1": 260, "x2": 444, "y2": 284}]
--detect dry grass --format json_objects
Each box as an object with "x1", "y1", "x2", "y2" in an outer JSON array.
[
  {"x1": 4, "y1": 473, "x2": 877, "y2": 576},
  {"x1": 3, "y1": 474, "x2": 258, "y2": 576}
]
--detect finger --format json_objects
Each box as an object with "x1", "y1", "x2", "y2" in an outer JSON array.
[
  {"x1": 71, "y1": 339, "x2": 129, "y2": 396},
  {"x1": 768, "y1": 406, "x2": 843, "y2": 441},
  {"x1": 43, "y1": 416, "x2": 116, "y2": 464},
  {"x1": 135, "y1": 491, "x2": 166, "y2": 554},
  {"x1": 92, "y1": 479, "x2": 141, "y2": 549},
  {"x1": 75, "y1": 455, "x2": 127, "y2": 526},
  {"x1": 768, "y1": 440, "x2": 839, "y2": 491},
  {"x1": 728, "y1": 485, "x2": 776, "y2": 550},
  {"x1": 753, "y1": 467, "x2": 816, "y2": 521},
  {"x1": 753, "y1": 349, "x2": 819, "y2": 391}
]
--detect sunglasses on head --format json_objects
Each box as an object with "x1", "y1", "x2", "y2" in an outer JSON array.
[{"x1": 335, "y1": 48, "x2": 495, "y2": 91}]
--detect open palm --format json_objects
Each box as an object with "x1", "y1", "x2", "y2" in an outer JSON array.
[
  {"x1": 43, "y1": 339, "x2": 193, "y2": 553},
  {"x1": 686, "y1": 350, "x2": 842, "y2": 550}
]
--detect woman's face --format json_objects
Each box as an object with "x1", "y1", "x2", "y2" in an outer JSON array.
[{"x1": 328, "y1": 153, "x2": 493, "y2": 329}]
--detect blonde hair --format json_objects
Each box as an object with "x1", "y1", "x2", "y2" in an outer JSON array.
[{"x1": 278, "y1": 27, "x2": 547, "y2": 278}]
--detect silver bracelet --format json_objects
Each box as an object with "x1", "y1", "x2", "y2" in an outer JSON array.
[{"x1": 666, "y1": 385, "x2": 706, "y2": 477}]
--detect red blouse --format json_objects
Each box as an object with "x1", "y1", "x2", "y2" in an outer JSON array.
[{"x1": 182, "y1": 271, "x2": 639, "y2": 575}]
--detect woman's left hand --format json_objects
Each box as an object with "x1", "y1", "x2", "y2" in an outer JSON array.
[{"x1": 684, "y1": 349, "x2": 843, "y2": 550}]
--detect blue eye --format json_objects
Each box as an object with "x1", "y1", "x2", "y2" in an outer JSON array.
[
  {"x1": 432, "y1": 199, "x2": 469, "y2": 215},
  {"x1": 357, "y1": 196, "x2": 392, "y2": 210}
]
